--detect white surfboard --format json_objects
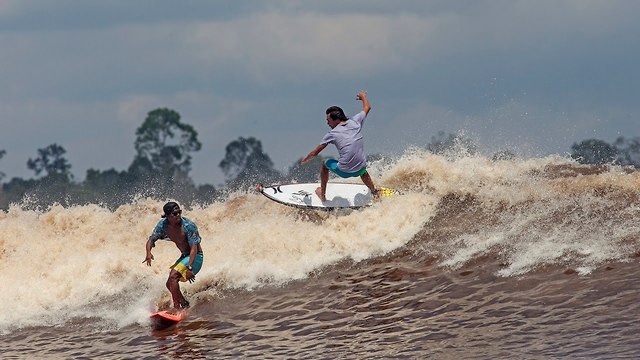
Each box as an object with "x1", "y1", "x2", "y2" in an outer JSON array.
[{"x1": 256, "y1": 183, "x2": 397, "y2": 210}]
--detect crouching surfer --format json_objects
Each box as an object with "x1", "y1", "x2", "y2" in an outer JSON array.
[
  {"x1": 143, "y1": 201, "x2": 204, "y2": 310},
  {"x1": 300, "y1": 90, "x2": 378, "y2": 201}
]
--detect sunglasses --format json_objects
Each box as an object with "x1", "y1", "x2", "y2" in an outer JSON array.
[{"x1": 170, "y1": 210, "x2": 182, "y2": 216}]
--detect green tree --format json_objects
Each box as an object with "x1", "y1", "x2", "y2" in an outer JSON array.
[
  {"x1": 613, "y1": 136, "x2": 640, "y2": 168},
  {"x1": 570, "y1": 139, "x2": 618, "y2": 165},
  {"x1": 127, "y1": 155, "x2": 154, "y2": 180},
  {"x1": 19, "y1": 143, "x2": 73, "y2": 208},
  {"x1": 219, "y1": 137, "x2": 281, "y2": 188},
  {"x1": 27, "y1": 143, "x2": 72, "y2": 179},
  {"x1": 1, "y1": 177, "x2": 37, "y2": 209},
  {"x1": 287, "y1": 156, "x2": 325, "y2": 182},
  {"x1": 83, "y1": 168, "x2": 127, "y2": 204},
  {"x1": 85, "y1": 168, "x2": 127, "y2": 189},
  {"x1": 132, "y1": 108, "x2": 202, "y2": 180}
]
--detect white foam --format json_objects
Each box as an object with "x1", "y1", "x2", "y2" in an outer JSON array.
[{"x1": 1, "y1": 151, "x2": 638, "y2": 332}]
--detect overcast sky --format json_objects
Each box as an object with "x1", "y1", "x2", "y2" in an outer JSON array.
[{"x1": 1, "y1": 1, "x2": 638, "y2": 185}]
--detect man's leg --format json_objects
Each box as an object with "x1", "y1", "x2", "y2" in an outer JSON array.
[
  {"x1": 315, "y1": 163, "x2": 329, "y2": 202},
  {"x1": 166, "y1": 270, "x2": 189, "y2": 309},
  {"x1": 360, "y1": 172, "x2": 377, "y2": 195}
]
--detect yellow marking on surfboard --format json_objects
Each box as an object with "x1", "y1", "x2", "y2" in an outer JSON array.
[
  {"x1": 376, "y1": 187, "x2": 397, "y2": 198},
  {"x1": 379, "y1": 187, "x2": 395, "y2": 197}
]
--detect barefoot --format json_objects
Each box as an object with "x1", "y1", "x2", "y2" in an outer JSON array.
[
  {"x1": 315, "y1": 187, "x2": 327, "y2": 202},
  {"x1": 371, "y1": 188, "x2": 380, "y2": 199}
]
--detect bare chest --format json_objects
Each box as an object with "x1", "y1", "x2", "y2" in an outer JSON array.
[{"x1": 166, "y1": 226, "x2": 188, "y2": 250}]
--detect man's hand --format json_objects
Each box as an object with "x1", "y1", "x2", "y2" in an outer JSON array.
[
  {"x1": 357, "y1": 90, "x2": 371, "y2": 114},
  {"x1": 143, "y1": 253, "x2": 154, "y2": 266},
  {"x1": 186, "y1": 270, "x2": 196, "y2": 283}
]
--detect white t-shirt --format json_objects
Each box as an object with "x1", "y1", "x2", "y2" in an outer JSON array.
[{"x1": 320, "y1": 111, "x2": 367, "y2": 173}]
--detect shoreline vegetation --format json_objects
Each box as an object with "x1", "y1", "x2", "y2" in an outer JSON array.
[{"x1": 2, "y1": 108, "x2": 639, "y2": 211}]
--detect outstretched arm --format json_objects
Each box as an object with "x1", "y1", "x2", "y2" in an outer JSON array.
[
  {"x1": 357, "y1": 91, "x2": 371, "y2": 115},
  {"x1": 301, "y1": 143, "x2": 327, "y2": 165}
]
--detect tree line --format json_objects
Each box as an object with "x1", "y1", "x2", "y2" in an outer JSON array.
[
  {"x1": 0, "y1": 108, "x2": 329, "y2": 210},
  {"x1": 1, "y1": 109, "x2": 639, "y2": 211}
]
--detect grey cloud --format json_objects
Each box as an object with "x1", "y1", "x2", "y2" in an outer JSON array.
[{"x1": 1, "y1": 1, "x2": 639, "y2": 184}]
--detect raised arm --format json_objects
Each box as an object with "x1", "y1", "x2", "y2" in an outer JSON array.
[{"x1": 357, "y1": 91, "x2": 371, "y2": 115}]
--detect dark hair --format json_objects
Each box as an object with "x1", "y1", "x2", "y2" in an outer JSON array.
[
  {"x1": 162, "y1": 201, "x2": 180, "y2": 218},
  {"x1": 326, "y1": 106, "x2": 347, "y2": 121}
]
